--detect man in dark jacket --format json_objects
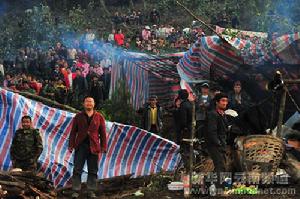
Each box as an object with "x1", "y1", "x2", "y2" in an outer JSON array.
[
  {"x1": 177, "y1": 89, "x2": 193, "y2": 170},
  {"x1": 101, "y1": 67, "x2": 111, "y2": 101},
  {"x1": 69, "y1": 96, "x2": 107, "y2": 198},
  {"x1": 195, "y1": 83, "x2": 211, "y2": 139},
  {"x1": 72, "y1": 69, "x2": 88, "y2": 109},
  {"x1": 204, "y1": 93, "x2": 229, "y2": 173},
  {"x1": 142, "y1": 96, "x2": 163, "y2": 135},
  {"x1": 10, "y1": 116, "x2": 43, "y2": 172},
  {"x1": 89, "y1": 76, "x2": 104, "y2": 109}
]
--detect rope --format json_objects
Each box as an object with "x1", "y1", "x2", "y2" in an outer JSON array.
[{"x1": 285, "y1": 86, "x2": 300, "y2": 113}]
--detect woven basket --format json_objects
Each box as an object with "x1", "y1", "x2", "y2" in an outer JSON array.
[{"x1": 241, "y1": 135, "x2": 285, "y2": 174}]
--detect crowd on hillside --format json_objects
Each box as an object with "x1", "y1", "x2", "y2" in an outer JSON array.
[
  {"x1": 0, "y1": 36, "x2": 113, "y2": 110},
  {"x1": 109, "y1": 8, "x2": 206, "y2": 54}
]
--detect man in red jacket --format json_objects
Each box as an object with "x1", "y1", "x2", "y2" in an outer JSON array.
[{"x1": 68, "y1": 96, "x2": 107, "y2": 198}]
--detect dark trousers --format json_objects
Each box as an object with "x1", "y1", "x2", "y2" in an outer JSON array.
[
  {"x1": 72, "y1": 140, "x2": 99, "y2": 192},
  {"x1": 207, "y1": 146, "x2": 226, "y2": 172},
  {"x1": 150, "y1": 125, "x2": 158, "y2": 134},
  {"x1": 14, "y1": 159, "x2": 38, "y2": 172}
]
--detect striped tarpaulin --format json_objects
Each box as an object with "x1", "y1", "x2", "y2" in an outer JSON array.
[
  {"x1": 178, "y1": 33, "x2": 300, "y2": 82},
  {"x1": 272, "y1": 32, "x2": 300, "y2": 64},
  {"x1": 178, "y1": 36, "x2": 243, "y2": 82},
  {"x1": 111, "y1": 52, "x2": 181, "y2": 110},
  {"x1": 0, "y1": 88, "x2": 181, "y2": 187},
  {"x1": 149, "y1": 74, "x2": 180, "y2": 108}
]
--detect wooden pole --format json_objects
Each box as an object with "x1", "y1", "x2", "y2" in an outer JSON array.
[
  {"x1": 189, "y1": 101, "x2": 196, "y2": 196},
  {"x1": 276, "y1": 88, "x2": 287, "y2": 137},
  {"x1": 283, "y1": 79, "x2": 300, "y2": 84},
  {"x1": 176, "y1": 1, "x2": 221, "y2": 36},
  {"x1": 274, "y1": 78, "x2": 300, "y2": 137}
]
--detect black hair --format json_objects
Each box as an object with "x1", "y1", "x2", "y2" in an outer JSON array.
[
  {"x1": 83, "y1": 96, "x2": 95, "y2": 102},
  {"x1": 214, "y1": 93, "x2": 228, "y2": 102},
  {"x1": 178, "y1": 89, "x2": 189, "y2": 100},
  {"x1": 21, "y1": 115, "x2": 32, "y2": 122}
]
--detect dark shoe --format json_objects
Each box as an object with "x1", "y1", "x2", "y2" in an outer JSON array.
[
  {"x1": 71, "y1": 192, "x2": 80, "y2": 198},
  {"x1": 87, "y1": 191, "x2": 97, "y2": 198}
]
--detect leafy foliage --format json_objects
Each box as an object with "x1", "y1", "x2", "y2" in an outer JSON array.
[{"x1": 100, "y1": 80, "x2": 141, "y2": 126}]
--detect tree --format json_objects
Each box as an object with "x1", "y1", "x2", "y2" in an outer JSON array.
[{"x1": 99, "y1": 0, "x2": 110, "y2": 16}]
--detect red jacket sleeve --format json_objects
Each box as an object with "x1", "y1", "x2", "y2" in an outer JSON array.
[
  {"x1": 99, "y1": 115, "x2": 107, "y2": 152},
  {"x1": 69, "y1": 115, "x2": 78, "y2": 148}
]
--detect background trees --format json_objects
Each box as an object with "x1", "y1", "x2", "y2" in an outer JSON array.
[{"x1": 0, "y1": 0, "x2": 299, "y2": 59}]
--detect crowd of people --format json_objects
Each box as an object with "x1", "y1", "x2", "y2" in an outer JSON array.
[
  {"x1": 139, "y1": 80, "x2": 253, "y2": 175},
  {"x1": 106, "y1": 24, "x2": 205, "y2": 54},
  {"x1": 1, "y1": 37, "x2": 113, "y2": 110},
  {"x1": 109, "y1": 8, "x2": 206, "y2": 54}
]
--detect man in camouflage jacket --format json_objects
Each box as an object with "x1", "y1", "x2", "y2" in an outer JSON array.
[{"x1": 10, "y1": 116, "x2": 43, "y2": 171}]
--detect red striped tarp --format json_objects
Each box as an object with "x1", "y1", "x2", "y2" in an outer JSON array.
[
  {"x1": 178, "y1": 33, "x2": 300, "y2": 82},
  {"x1": 111, "y1": 52, "x2": 180, "y2": 110}
]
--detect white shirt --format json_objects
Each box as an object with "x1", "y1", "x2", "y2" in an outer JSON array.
[
  {"x1": 68, "y1": 73, "x2": 73, "y2": 88},
  {"x1": 0, "y1": 64, "x2": 4, "y2": 76},
  {"x1": 86, "y1": 33, "x2": 95, "y2": 41},
  {"x1": 108, "y1": 33, "x2": 114, "y2": 42},
  {"x1": 100, "y1": 58, "x2": 112, "y2": 68},
  {"x1": 68, "y1": 48, "x2": 77, "y2": 60}
]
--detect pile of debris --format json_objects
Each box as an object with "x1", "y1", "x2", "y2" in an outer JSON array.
[{"x1": 0, "y1": 170, "x2": 56, "y2": 198}]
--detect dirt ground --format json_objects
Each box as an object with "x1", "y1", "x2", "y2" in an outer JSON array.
[{"x1": 57, "y1": 175, "x2": 300, "y2": 199}]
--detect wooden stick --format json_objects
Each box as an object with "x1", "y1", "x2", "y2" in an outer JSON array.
[
  {"x1": 176, "y1": 1, "x2": 221, "y2": 36},
  {"x1": 0, "y1": 180, "x2": 25, "y2": 188},
  {"x1": 28, "y1": 185, "x2": 54, "y2": 199}
]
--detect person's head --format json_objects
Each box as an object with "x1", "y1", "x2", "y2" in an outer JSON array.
[
  {"x1": 56, "y1": 42, "x2": 61, "y2": 48},
  {"x1": 83, "y1": 96, "x2": 95, "y2": 111},
  {"x1": 112, "y1": 29, "x2": 116, "y2": 34},
  {"x1": 178, "y1": 89, "x2": 189, "y2": 100},
  {"x1": 21, "y1": 115, "x2": 32, "y2": 129},
  {"x1": 55, "y1": 64, "x2": 60, "y2": 71},
  {"x1": 67, "y1": 68, "x2": 72, "y2": 74},
  {"x1": 76, "y1": 68, "x2": 82, "y2": 76},
  {"x1": 200, "y1": 83, "x2": 209, "y2": 95},
  {"x1": 5, "y1": 74, "x2": 11, "y2": 80},
  {"x1": 233, "y1": 81, "x2": 242, "y2": 94},
  {"x1": 58, "y1": 79, "x2": 64, "y2": 85},
  {"x1": 118, "y1": 29, "x2": 122, "y2": 34},
  {"x1": 175, "y1": 97, "x2": 181, "y2": 108},
  {"x1": 23, "y1": 81, "x2": 30, "y2": 89},
  {"x1": 214, "y1": 93, "x2": 229, "y2": 110},
  {"x1": 149, "y1": 96, "x2": 158, "y2": 107}
]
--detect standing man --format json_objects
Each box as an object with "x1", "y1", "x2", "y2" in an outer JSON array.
[
  {"x1": 10, "y1": 116, "x2": 43, "y2": 172},
  {"x1": 204, "y1": 93, "x2": 229, "y2": 173},
  {"x1": 142, "y1": 96, "x2": 163, "y2": 135},
  {"x1": 177, "y1": 90, "x2": 193, "y2": 170},
  {"x1": 89, "y1": 76, "x2": 104, "y2": 109},
  {"x1": 195, "y1": 83, "x2": 211, "y2": 139},
  {"x1": 69, "y1": 96, "x2": 107, "y2": 198},
  {"x1": 72, "y1": 69, "x2": 88, "y2": 109}
]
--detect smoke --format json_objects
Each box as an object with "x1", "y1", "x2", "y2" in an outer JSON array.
[
  {"x1": 266, "y1": 0, "x2": 299, "y2": 34},
  {"x1": 0, "y1": 1, "x2": 7, "y2": 16}
]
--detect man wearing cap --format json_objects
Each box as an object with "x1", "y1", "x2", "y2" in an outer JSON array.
[
  {"x1": 195, "y1": 83, "x2": 211, "y2": 139},
  {"x1": 204, "y1": 93, "x2": 230, "y2": 173},
  {"x1": 142, "y1": 96, "x2": 163, "y2": 135},
  {"x1": 228, "y1": 81, "x2": 251, "y2": 113}
]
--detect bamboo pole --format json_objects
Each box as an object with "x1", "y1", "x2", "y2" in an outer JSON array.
[
  {"x1": 189, "y1": 101, "x2": 196, "y2": 196},
  {"x1": 176, "y1": 1, "x2": 219, "y2": 35},
  {"x1": 276, "y1": 88, "x2": 287, "y2": 137},
  {"x1": 275, "y1": 78, "x2": 300, "y2": 137}
]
